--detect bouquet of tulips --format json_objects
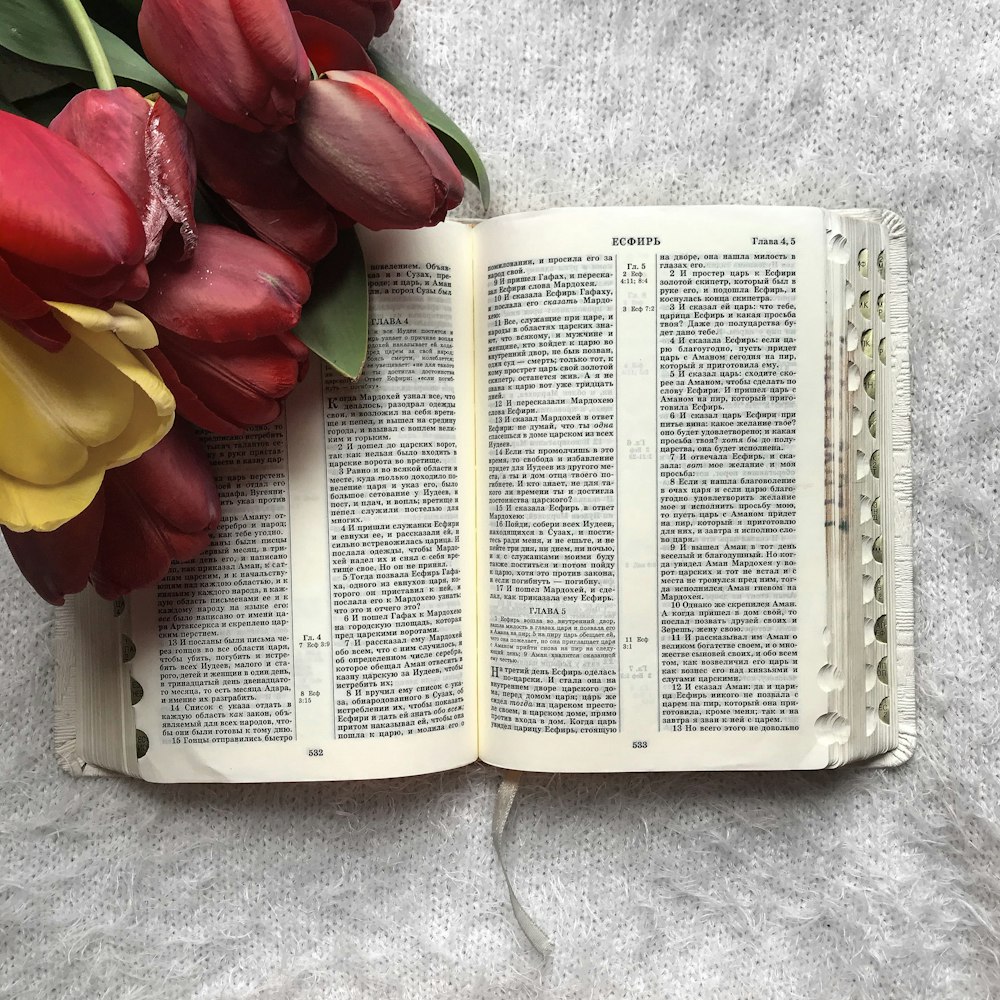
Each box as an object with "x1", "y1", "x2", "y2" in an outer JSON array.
[{"x1": 0, "y1": 0, "x2": 486, "y2": 604}]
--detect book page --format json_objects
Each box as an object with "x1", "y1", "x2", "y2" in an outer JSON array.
[
  {"x1": 128, "y1": 223, "x2": 478, "y2": 781},
  {"x1": 475, "y1": 207, "x2": 830, "y2": 771}
]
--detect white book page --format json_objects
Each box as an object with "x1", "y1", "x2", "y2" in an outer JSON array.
[
  {"x1": 129, "y1": 223, "x2": 478, "y2": 781},
  {"x1": 475, "y1": 206, "x2": 829, "y2": 771}
]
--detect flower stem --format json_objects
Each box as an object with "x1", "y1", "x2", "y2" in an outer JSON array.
[{"x1": 59, "y1": 0, "x2": 117, "y2": 90}]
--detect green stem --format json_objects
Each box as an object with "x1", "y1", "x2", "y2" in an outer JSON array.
[{"x1": 58, "y1": 0, "x2": 117, "y2": 90}]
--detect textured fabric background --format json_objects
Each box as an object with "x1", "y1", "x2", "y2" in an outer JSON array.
[{"x1": 2, "y1": 1, "x2": 998, "y2": 996}]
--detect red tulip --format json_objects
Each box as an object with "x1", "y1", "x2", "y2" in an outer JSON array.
[
  {"x1": 141, "y1": 225, "x2": 310, "y2": 342},
  {"x1": 0, "y1": 111, "x2": 148, "y2": 350},
  {"x1": 150, "y1": 328, "x2": 309, "y2": 435},
  {"x1": 49, "y1": 88, "x2": 197, "y2": 263},
  {"x1": 289, "y1": 0, "x2": 400, "y2": 46},
  {"x1": 181, "y1": 12, "x2": 375, "y2": 265},
  {"x1": 3, "y1": 422, "x2": 220, "y2": 604},
  {"x1": 138, "y1": 0, "x2": 311, "y2": 132},
  {"x1": 142, "y1": 225, "x2": 311, "y2": 433},
  {"x1": 291, "y1": 12, "x2": 375, "y2": 74},
  {"x1": 221, "y1": 200, "x2": 340, "y2": 265},
  {"x1": 287, "y1": 72, "x2": 464, "y2": 230},
  {"x1": 185, "y1": 101, "x2": 338, "y2": 264}
]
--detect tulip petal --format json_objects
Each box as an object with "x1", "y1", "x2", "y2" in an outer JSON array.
[
  {"x1": 147, "y1": 345, "x2": 245, "y2": 436},
  {"x1": 50, "y1": 91, "x2": 198, "y2": 263},
  {"x1": 50, "y1": 90, "x2": 152, "y2": 244},
  {"x1": 184, "y1": 103, "x2": 338, "y2": 263},
  {"x1": 0, "y1": 316, "x2": 174, "y2": 533},
  {"x1": 91, "y1": 423, "x2": 220, "y2": 598},
  {"x1": 142, "y1": 225, "x2": 310, "y2": 342},
  {"x1": 45, "y1": 312, "x2": 175, "y2": 430},
  {"x1": 0, "y1": 256, "x2": 69, "y2": 351},
  {"x1": 3, "y1": 314, "x2": 71, "y2": 353},
  {"x1": 0, "y1": 323, "x2": 137, "y2": 484},
  {"x1": 371, "y1": 0, "x2": 400, "y2": 36},
  {"x1": 2, "y1": 492, "x2": 106, "y2": 605},
  {"x1": 185, "y1": 102, "x2": 317, "y2": 209},
  {"x1": 67, "y1": 337, "x2": 175, "y2": 472},
  {"x1": 291, "y1": 13, "x2": 375, "y2": 73},
  {"x1": 288, "y1": 0, "x2": 376, "y2": 46},
  {"x1": 0, "y1": 255, "x2": 51, "y2": 322},
  {"x1": 230, "y1": 0, "x2": 312, "y2": 85},
  {"x1": 0, "y1": 454, "x2": 107, "y2": 534},
  {"x1": 288, "y1": 73, "x2": 464, "y2": 230},
  {"x1": 48, "y1": 301, "x2": 159, "y2": 350},
  {"x1": 0, "y1": 248, "x2": 151, "y2": 312},
  {"x1": 146, "y1": 97, "x2": 198, "y2": 259},
  {"x1": 151, "y1": 329, "x2": 308, "y2": 432},
  {"x1": 0, "y1": 111, "x2": 146, "y2": 279},
  {"x1": 228, "y1": 198, "x2": 339, "y2": 264},
  {"x1": 138, "y1": 0, "x2": 309, "y2": 131}
]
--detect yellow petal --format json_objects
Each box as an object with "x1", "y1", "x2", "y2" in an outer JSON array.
[
  {"x1": 0, "y1": 458, "x2": 106, "y2": 533},
  {"x1": 96, "y1": 384, "x2": 175, "y2": 474},
  {"x1": 56, "y1": 324, "x2": 176, "y2": 473},
  {"x1": 71, "y1": 324, "x2": 175, "y2": 426},
  {"x1": 48, "y1": 300, "x2": 159, "y2": 350},
  {"x1": 0, "y1": 389, "x2": 175, "y2": 533},
  {"x1": 0, "y1": 319, "x2": 175, "y2": 532},
  {"x1": 0, "y1": 323, "x2": 135, "y2": 484}
]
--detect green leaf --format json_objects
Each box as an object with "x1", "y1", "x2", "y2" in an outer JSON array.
[
  {"x1": 294, "y1": 230, "x2": 369, "y2": 381},
  {"x1": 369, "y1": 48, "x2": 490, "y2": 211},
  {"x1": 0, "y1": 0, "x2": 182, "y2": 102},
  {"x1": 14, "y1": 83, "x2": 82, "y2": 124},
  {"x1": 0, "y1": 46, "x2": 73, "y2": 101}
]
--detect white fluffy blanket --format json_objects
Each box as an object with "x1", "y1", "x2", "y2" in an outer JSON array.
[{"x1": 2, "y1": 1, "x2": 997, "y2": 996}]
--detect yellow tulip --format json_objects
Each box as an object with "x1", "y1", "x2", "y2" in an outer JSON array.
[{"x1": 0, "y1": 303, "x2": 174, "y2": 533}]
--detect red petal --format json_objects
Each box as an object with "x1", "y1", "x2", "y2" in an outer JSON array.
[
  {"x1": 142, "y1": 225, "x2": 311, "y2": 343},
  {"x1": 0, "y1": 255, "x2": 68, "y2": 349},
  {"x1": 91, "y1": 424, "x2": 220, "y2": 598},
  {"x1": 50, "y1": 89, "x2": 198, "y2": 262},
  {"x1": 229, "y1": 198, "x2": 339, "y2": 264},
  {"x1": 2, "y1": 492, "x2": 106, "y2": 606},
  {"x1": 231, "y1": 0, "x2": 311, "y2": 86},
  {"x1": 0, "y1": 247, "x2": 150, "y2": 309},
  {"x1": 5, "y1": 314, "x2": 70, "y2": 352},
  {"x1": 146, "y1": 345, "x2": 245, "y2": 436},
  {"x1": 186, "y1": 102, "x2": 314, "y2": 209},
  {"x1": 139, "y1": 0, "x2": 308, "y2": 131},
  {"x1": 371, "y1": 0, "x2": 400, "y2": 36},
  {"x1": 151, "y1": 327, "x2": 309, "y2": 432},
  {"x1": 146, "y1": 96, "x2": 199, "y2": 259},
  {"x1": 288, "y1": 73, "x2": 464, "y2": 230},
  {"x1": 288, "y1": 0, "x2": 377, "y2": 46},
  {"x1": 0, "y1": 110, "x2": 146, "y2": 279},
  {"x1": 292, "y1": 12, "x2": 375, "y2": 73},
  {"x1": 49, "y1": 89, "x2": 151, "y2": 238}
]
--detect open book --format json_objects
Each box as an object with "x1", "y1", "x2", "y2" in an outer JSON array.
[{"x1": 55, "y1": 206, "x2": 915, "y2": 781}]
